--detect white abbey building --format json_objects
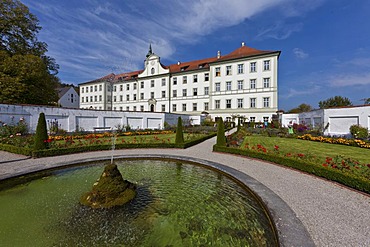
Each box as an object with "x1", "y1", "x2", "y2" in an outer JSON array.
[{"x1": 79, "y1": 43, "x2": 280, "y2": 123}]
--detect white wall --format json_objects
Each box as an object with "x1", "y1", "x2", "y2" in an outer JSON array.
[{"x1": 0, "y1": 104, "x2": 191, "y2": 133}]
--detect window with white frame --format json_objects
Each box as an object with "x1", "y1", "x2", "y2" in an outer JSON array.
[
  {"x1": 238, "y1": 80, "x2": 243, "y2": 90},
  {"x1": 204, "y1": 102, "x2": 209, "y2": 111},
  {"x1": 226, "y1": 81, "x2": 232, "y2": 91},
  {"x1": 226, "y1": 65, "x2": 232, "y2": 75},
  {"x1": 140, "y1": 105, "x2": 144, "y2": 111},
  {"x1": 133, "y1": 106, "x2": 137, "y2": 111},
  {"x1": 140, "y1": 93, "x2": 144, "y2": 100},
  {"x1": 215, "y1": 67, "x2": 221, "y2": 77},
  {"x1": 250, "y1": 98, "x2": 256, "y2": 108},
  {"x1": 226, "y1": 99, "x2": 232, "y2": 108},
  {"x1": 204, "y1": 87, "x2": 209, "y2": 95},
  {"x1": 263, "y1": 117, "x2": 269, "y2": 123},
  {"x1": 173, "y1": 90, "x2": 177, "y2": 97},
  {"x1": 82, "y1": 97, "x2": 84, "y2": 102},
  {"x1": 215, "y1": 82, "x2": 220, "y2": 92},
  {"x1": 86, "y1": 87, "x2": 89, "y2": 93},
  {"x1": 237, "y1": 98, "x2": 243, "y2": 108},
  {"x1": 133, "y1": 94, "x2": 137, "y2": 100},
  {"x1": 94, "y1": 95, "x2": 97, "y2": 102},
  {"x1": 125, "y1": 84, "x2": 128, "y2": 90},
  {"x1": 162, "y1": 78, "x2": 166, "y2": 86},
  {"x1": 120, "y1": 95, "x2": 123, "y2": 101},
  {"x1": 133, "y1": 83, "x2": 137, "y2": 90},
  {"x1": 250, "y1": 117, "x2": 255, "y2": 122},
  {"x1": 183, "y1": 76, "x2": 187, "y2": 84},
  {"x1": 250, "y1": 79, "x2": 256, "y2": 89},
  {"x1": 120, "y1": 107, "x2": 123, "y2": 111},
  {"x1": 94, "y1": 85, "x2": 97, "y2": 91},
  {"x1": 90, "y1": 86, "x2": 93, "y2": 92},
  {"x1": 126, "y1": 106, "x2": 129, "y2": 111},
  {"x1": 263, "y1": 97, "x2": 270, "y2": 107},
  {"x1": 162, "y1": 91, "x2": 166, "y2": 98},
  {"x1": 151, "y1": 80, "x2": 155, "y2": 87},
  {"x1": 141, "y1": 81, "x2": 144, "y2": 88},
  {"x1": 193, "y1": 74, "x2": 198, "y2": 83},
  {"x1": 193, "y1": 103, "x2": 197, "y2": 111},
  {"x1": 173, "y1": 77, "x2": 177, "y2": 85},
  {"x1": 150, "y1": 92, "x2": 154, "y2": 98},
  {"x1": 250, "y1": 62, "x2": 256, "y2": 72},
  {"x1": 114, "y1": 86, "x2": 117, "y2": 92},
  {"x1": 151, "y1": 68, "x2": 155, "y2": 74},
  {"x1": 182, "y1": 103, "x2": 187, "y2": 111},
  {"x1": 264, "y1": 60, "x2": 270, "y2": 71},
  {"x1": 82, "y1": 87, "x2": 84, "y2": 93},
  {"x1": 237, "y1": 64, "x2": 244, "y2": 74},
  {"x1": 99, "y1": 85, "x2": 102, "y2": 91},
  {"x1": 204, "y1": 73, "x2": 209, "y2": 81},
  {"x1": 90, "y1": 96, "x2": 93, "y2": 102},
  {"x1": 263, "y1": 78, "x2": 270, "y2": 88},
  {"x1": 182, "y1": 89, "x2": 187, "y2": 97},
  {"x1": 126, "y1": 95, "x2": 129, "y2": 101},
  {"x1": 120, "y1": 85, "x2": 123, "y2": 91},
  {"x1": 172, "y1": 104, "x2": 177, "y2": 111},
  {"x1": 193, "y1": 88, "x2": 198, "y2": 96},
  {"x1": 99, "y1": 95, "x2": 102, "y2": 101},
  {"x1": 215, "y1": 100, "x2": 220, "y2": 109},
  {"x1": 161, "y1": 104, "x2": 165, "y2": 112}
]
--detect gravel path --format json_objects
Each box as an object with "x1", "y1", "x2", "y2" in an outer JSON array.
[{"x1": 0, "y1": 135, "x2": 369, "y2": 247}]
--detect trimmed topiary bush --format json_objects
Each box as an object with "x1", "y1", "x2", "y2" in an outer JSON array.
[
  {"x1": 175, "y1": 117, "x2": 184, "y2": 144},
  {"x1": 34, "y1": 113, "x2": 48, "y2": 150},
  {"x1": 216, "y1": 117, "x2": 226, "y2": 147},
  {"x1": 350, "y1": 125, "x2": 369, "y2": 139}
]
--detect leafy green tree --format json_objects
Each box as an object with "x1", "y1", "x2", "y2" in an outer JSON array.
[
  {"x1": 33, "y1": 112, "x2": 48, "y2": 150},
  {"x1": 175, "y1": 117, "x2": 184, "y2": 144},
  {"x1": 318, "y1": 96, "x2": 352, "y2": 109},
  {"x1": 216, "y1": 117, "x2": 226, "y2": 147},
  {"x1": 364, "y1": 98, "x2": 370, "y2": 105},
  {"x1": 0, "y1": 0, "x2": 60, "y2": 105},
  {"x1": 288, "y1": 103, "x2": 312, "y2": 113}
]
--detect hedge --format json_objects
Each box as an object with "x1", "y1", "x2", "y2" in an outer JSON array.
[
  {"x1": 213, "y1": 145, "x2": 370, "y2": 194},
  {"x1": 0, "y1": 144, "x2": 33, "y2": 156}
]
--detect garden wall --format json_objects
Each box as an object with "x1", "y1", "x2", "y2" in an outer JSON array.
[{"x1": 0, "y1": 104, "x2": 192, "y2": 133}]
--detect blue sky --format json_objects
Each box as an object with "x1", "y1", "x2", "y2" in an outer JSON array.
[{"x1": 22, "y1": 0, "x2": 370, "y2": 111}]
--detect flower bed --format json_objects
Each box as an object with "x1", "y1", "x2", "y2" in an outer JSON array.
[{"x1": 297, "y1": 134, "x2": 370, "y2": 149}]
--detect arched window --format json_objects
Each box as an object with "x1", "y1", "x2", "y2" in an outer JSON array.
[{"x1": 151, "y1": 68, "x2": 155, "y2": 75}]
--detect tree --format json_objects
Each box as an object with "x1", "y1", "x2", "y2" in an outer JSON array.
[
  {"x1": 216, "y1": 117, "x2": 226, "y2": 147},
  {"x1": 175, "y1": 117, "x2": 184, "y2": 144},
  {"x1": 318, "y1": 96, "x2": 352, "y2": 109},
  {"x1": 0, "y1": 0, "x2": 60, "y2": 105},
  {"x1": 33, "y1": 112, "x2": 48, "y2": 150},
  {"x1": 364, "y1": 98, "x2": 370, "y2": 105},
  {"x1": 288, "y1": 103, "x2": 312, "y2": 113}
]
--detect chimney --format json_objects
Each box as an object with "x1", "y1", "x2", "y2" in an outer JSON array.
[
  {"x1": 217, "y1": 51, "x2": 221, "y2": 59},
  {"x1": 177, "y1": 61, "x2": 181, "y2": 65},
  {"x1": 241, "y1": 42, "x2": 245, "y2": 47}
]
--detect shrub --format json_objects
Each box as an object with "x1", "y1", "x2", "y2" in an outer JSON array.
[
  {"x1": 350, "y1": 125, "x2": 368, "y2": 139},
  {"x1": 175, "y1": 117, "x2": 184, "y2": 144},
  {"x1": 216, "y1": 117, "x2": 226, "y2": 147},
  {"x1": 34, "y1": 113, "x2": 48, "y2": 150}
]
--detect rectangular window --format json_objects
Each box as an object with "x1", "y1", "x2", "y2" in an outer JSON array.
[
  {"x1": 226, "y1": 65, "x2": 232, "y2": 75},
  {"x1": 161, "y1": 104, "x2": 166, "y2": 112},
  {"x1": 226, "y1": 99, "x2": 232, "y2": 109},
  {"x1": 250, "y1": 62, "x2": 256, "y2": 72},
  {"x1": 86, "y1": 87, "x2": 89, "y2": 93},
  {"x1": 126, "y1": 84, "x2": 130, "y2": 90},
  {"x1": 113, "y1": 86, "x2": 116, "y2": 92},
  {"x1": 162, "y1": 91, "x2": 166, "y2": 98},
  {"x1": 113, "y1": 107, "x2": 116, "y2": 111},
  {"x1": 99, "y1": 95, "x2": 102, "y2": 101},
  {"x1": 120, "y1": 85, "x2": 123, "y2": 91},
  {"x1": 182, "y1": 103, "x2": 187, "y2": 111},
  {"x1": 250, "y1": 98, "x2": 256, "y2": 108},
  {"x1": 133, "y1": 83, "x2": 137, "y2": 90},
  {"x1": 238, "y1": 80, "x2": 243, "y2": 90},
  {"x1": 204, "y1": 73, "x2": 209, "y2": 81},
  {"x1": 90, "y1": 86, "x2": 93, "y2": 92},
  {"x1": 173, "y1": 77, "x2": 177, "y2": 85},
  {"x1": 132, "y1": 106, "x2": 136, "y2": 111},
  {"x1": 215, "y1": 83, "x2": 220, "y2": 92},
  {"x1": 263, "y1": 117, "x2": 269, "y2": 123},
  {"x1": 226, "y1": 81, "x2": 232, "y2": 91},
  {"x1": 94, "y1": 85, "x2": 97, "y2": 91},
  {"x1": 141, "y1": 81, "x2": 144, "y2": 88},
  {"x1": 215, "y1": 100, "x2": 220, "y2": 109},
  {"x1": 162, "y1": 78, "x2": 166, "y2": 86},
  {"x1": 250, "y1": 117, "x2": 255, "y2": 122},
  {"x1": 182, "y1": 89, "x2": 187, "y2": 97},
  {"x1": 183, "y1": 76, "x2": 187, "y2": 84},
  {"x1": 193, "y1": 74, "x2": 198, "y2": 83},
  {"x1": 133, "y1": 94, "x2": 137, "y2": 100},
  {"x1": 263, "y1": 78, "x2": 270, "y2": 88},
  {"x1": 120, "y1": 95, "x2": 123, "y2": 101},
  {"x1": 106, "y1": 96, "x2": 110, "y2": 102},
  {"x1": 264, "y1": 60, "x2": 270, "y2": 71},
  {"x1": 140, "y1": 93, "x2": 144, "y2": 100},
  {"x1": 237, "y1": 98, "x2": 243, "y2": 108},
  {"x1": 215, "y1": 67, "x2": 221, "y2": 77},
  {"x1": 173, "y1": 90, "x2": 177, "y2": 97},
  {"x1": 204, "y1": 102, "x2": 209, "y2": 111},
  {"x1": 263, "y1": 97, "x2": 270, "y2": 107},
  {"x1": 140, "y1": 105, "x2": 144, "y2": 111},
  {"x1": 99, "y1": 85, "x2": 102, "y2": 91},
  {"x1": 81, "y1": 87, "x2": 84, "y2": 93},
  {"x1": 89, "y1": 96, "x2": 92, "y2": 102},
  {"x1": 193, "y1": 88, "x2": 198, "y2": 96},
  {"x1": 250, "y1": 79, "x2": 256, "y2": 89},
  {"x1": 126, "y1": 95, "x2": 130, "y2": 101},
  {"x1": 94, "y1": 95, "x2": 97, "y2": 102},
  {"x1": 82, "y1": 97, "x2": 84, "y2": 102},
  {"x1": 151, "y1": 92, "x2": 154, "y2": 98},
  {"x1": 86, "y1": 96, "x2": 89, "y2": 102},
  {"x1": 119, "y1": 107, "x2": 123, "y2": 111},
  {"x1": 173, "y1": 104, "x2": 177, "y2": 112},
  {"x1": 151, "y1": 80, "x2": 155, "y2": 87},
  {"x1": 126, "y1": 106, "x2": 129, "y2": 111},
  {"x1": 238, "y1": 64, "x2": 244, "y2": 74},
  {"x1": 204, "y1": 87, "x2": 209, "y2": 95},
  {"x1": 193, "y1": 103, "x2": 197, "y2": 111}
]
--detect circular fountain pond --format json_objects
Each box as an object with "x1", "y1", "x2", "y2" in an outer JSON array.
[{"x1": 0, "y1": 158, "x2": 278, "y2": 246}]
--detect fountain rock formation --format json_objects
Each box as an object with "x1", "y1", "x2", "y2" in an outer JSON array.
[{"x1": 80, "y1": 163, "x2": 136, "y2": 209}]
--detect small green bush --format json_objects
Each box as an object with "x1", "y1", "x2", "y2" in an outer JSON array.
[
  {"x1": 175, "y1": 117, "x2": 184, "y2": 144},
  {"x1": 216, "y1": 117, "x2": 226, "y2": 147},
  {"x1": 350, "y1": 125, "x2": 369, "y2": 139},
  {"x1": 34, "y1": 113, "x2": 48, "y2": 150}
]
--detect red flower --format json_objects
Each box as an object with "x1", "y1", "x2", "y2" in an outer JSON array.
[
  {"x1": 323, "y1": 164, "x2": 328, "y2": 167},
  {"x1": 274, "y1": 145, "x2": 279, "y2": 151}
]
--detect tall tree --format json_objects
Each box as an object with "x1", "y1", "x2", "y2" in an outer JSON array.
[
  {"x1": 364, "y1": 98, "x2": 370, "y2": 105},
  {"x1": 0, "y1": 0, "x2": 59, "y2": 105},
  {"x1": 288, "y1": 103, "x2": 312, "y2": 113},
  {"x1": 318, "y1": 96, "x2": 352, "y2": 109}
]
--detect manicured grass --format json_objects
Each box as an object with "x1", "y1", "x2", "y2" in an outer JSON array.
[{"x1": 241, "y1": 135, "x2": 370, "y2": 165}]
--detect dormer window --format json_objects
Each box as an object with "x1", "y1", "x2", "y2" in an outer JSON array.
[
  {"x1": 151, "y1": 68, "x2": 155, "y2": 75},
  {"x1": 180, "y1": 66, "x2": 189, "y2": 71}
]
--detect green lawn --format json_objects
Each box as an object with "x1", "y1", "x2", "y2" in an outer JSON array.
[{"x1": 241, "y1": 135, "x2": 370, "y2": 165}]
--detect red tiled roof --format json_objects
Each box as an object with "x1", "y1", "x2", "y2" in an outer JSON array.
[
  {"x1": 217, "y1": 45, "x2": 279, "y2": 62},
  {"x1": 167, "y1": 57, "x2": 218, "y2": 74}
]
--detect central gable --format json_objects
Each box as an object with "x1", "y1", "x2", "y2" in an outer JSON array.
[{"x1": 138, "y1": 54, "x2": 169, "y2": 78}]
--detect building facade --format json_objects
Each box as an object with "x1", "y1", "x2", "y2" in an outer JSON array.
[
  {"x1": 57, "y1": 87, "x2": 80, "y2": 108},
  {"x1": 79, "y1": 43, "x2": 280, "y2": 122}
]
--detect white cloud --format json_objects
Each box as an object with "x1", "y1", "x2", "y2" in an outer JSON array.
[
  {"x1": 256, "y1": 22, "x2": 303, "y2": 40},
  {"x1": 282, "y1": 85, "x2": 321, "y2": 98},
  {"x1": 293, "y1": 48, "x2": 309, "y2": 59},
  {"x1": 329, "y1": 73, "x2": 370, "y2": 87}
]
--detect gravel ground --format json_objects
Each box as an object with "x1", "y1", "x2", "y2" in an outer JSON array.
[{"x1": 0, "y1": 135, "x2": 369, "y2": 247}]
